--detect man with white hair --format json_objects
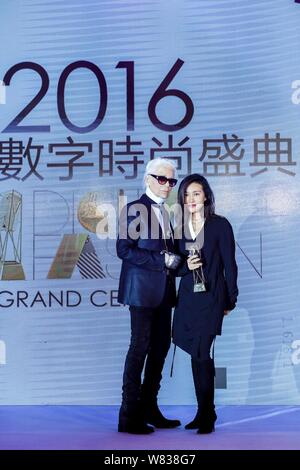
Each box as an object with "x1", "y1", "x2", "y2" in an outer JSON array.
[{"x1": 117, "y1": 158, "x2": 181, "y2": 434}]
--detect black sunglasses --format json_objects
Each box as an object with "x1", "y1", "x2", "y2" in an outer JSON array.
[{"x1": 149, "y1": 174, "x2": 178, "y2": 187}]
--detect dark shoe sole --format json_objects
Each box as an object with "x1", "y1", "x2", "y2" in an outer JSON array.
[
  {"x1": 147, "y1": 419, "x2": 181, "y2": 429},
  {"x1": 118, "y1": 423, "x2": 154, "y2": 434},
  {"x1": 185, "y1": 421, "x2": 200, "y2": 430},
  {"x1": 197, "y1": 425, "x2": 215, "y2": 434},
  {"x1": 185, "y1": 415, "x2": 217, "y2": 430}
]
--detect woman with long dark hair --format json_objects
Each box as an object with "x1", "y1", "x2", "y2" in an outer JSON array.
[{"x1": 173, "y1": 174, "x2": 238, "y2": 434}]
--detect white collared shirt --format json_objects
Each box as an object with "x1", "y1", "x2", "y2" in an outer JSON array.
[
  {"x1": 189, "y1": 217, "x2": 205, "y2": 241},
  {"x1": 146, "y1": 187, "x2": 170, "y2": 238}
]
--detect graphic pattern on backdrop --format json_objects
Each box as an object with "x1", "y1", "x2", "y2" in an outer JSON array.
[{"x1": 0, "y1": 0, "x2": 300, "y2": 404}]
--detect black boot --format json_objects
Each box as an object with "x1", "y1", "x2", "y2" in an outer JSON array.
[
  {"x1": 197, "y1": 358, "x2": 216, "y2": 434},
  {"x1": 185, "y1": 358, "x2": 217, "y2": 433},
  {"x1": 185, "y1": 409, "x2": 202, "y2": 430},
  {"x1": 143, "y1": 401, "x2": 181, "y2": 429},
  {"x1": 131, "y1": 290, "x2": 179, "y2": 429},
  {"x1": 118, "y1": 401, "x2": 154, "y2": 434},
  {"x1": 118, "y1": 344, "x2": 154, "y2": 434},
  {"x1": 140, "y1": 382, "x2": 181, "y2": 429},
  {"x1": 185, "y1": 363, "x2": 204, "y2": 430}
]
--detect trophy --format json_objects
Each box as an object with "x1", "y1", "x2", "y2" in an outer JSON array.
[{"x1": 188, "y1": 245, "x2": 206, "y2": 293}]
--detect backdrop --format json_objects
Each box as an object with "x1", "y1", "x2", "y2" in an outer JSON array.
[{"x1": 0, "y1": 0, "x2": 300, "y2": 405}]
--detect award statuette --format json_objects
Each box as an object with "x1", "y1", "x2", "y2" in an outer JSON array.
[{"x1": 188, "y1": 247, "x2": 206, "y2": 293}]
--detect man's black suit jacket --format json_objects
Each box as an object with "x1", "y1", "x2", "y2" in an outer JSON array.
[{"x1": 117, "y1": 193, "x2": 177, "y2": 308}]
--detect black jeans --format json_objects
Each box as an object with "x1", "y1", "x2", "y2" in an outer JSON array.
[{"x1": 121, "y1": 277, "x2": 173, "y2": 412}]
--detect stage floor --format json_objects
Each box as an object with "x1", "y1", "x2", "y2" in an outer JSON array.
[{"x1": 0, "y1": 405, "x2": 299, "y2": 450}]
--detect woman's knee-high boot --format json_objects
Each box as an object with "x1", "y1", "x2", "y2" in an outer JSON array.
[{"x1": 185, "y1": 358, "x2": 217, "y2": 433}]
